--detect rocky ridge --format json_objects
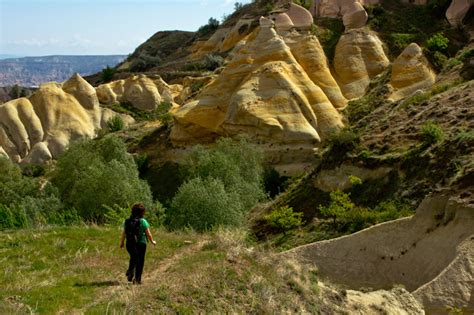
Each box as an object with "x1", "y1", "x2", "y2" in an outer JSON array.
[{"x1": 0, "y1": 74, "x2": 134, "y2": 164}]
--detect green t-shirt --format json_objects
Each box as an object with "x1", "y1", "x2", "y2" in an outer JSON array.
[
  {"x1": 138, "y1": 218, "x2": 150, "y2": 244},
  {"x1": 124, "y1": 218, "x2": 150, "y2": 244}
]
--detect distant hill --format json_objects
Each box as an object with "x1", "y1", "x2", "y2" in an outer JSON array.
[{"x1": 0, "y1": 55, "x2": 126, "y2": 87}]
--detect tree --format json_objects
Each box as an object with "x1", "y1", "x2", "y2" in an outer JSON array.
[
  {"x1": 168, "y1": 177, "x2": 244, "y2": 231},
  {"x1": 167, "y1": 137, "x2": 266, "y2": 231},
  {"x1": 51, "y1": 135, "x2": 154, "y2": 222},
  {"x1": 319, "y1": 190, "x2": 355, "y2": 225}
]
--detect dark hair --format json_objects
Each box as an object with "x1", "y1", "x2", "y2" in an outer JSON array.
[{"x1": 131, "y1": 203, "x2": 146, "y2": 218}]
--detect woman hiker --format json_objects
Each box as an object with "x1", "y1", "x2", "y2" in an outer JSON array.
[{"x1": 120, "y1": 203, "x2": 156, "y2": 284}]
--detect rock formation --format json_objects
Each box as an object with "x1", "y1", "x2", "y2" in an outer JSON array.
[
  {"x1": 334, "y1": 29, "x2": 390, "y2": 99},
  {"x1": 282, "y1": 31, "x2": 348, "y2": 109},
  {"x1": 310, "y1": 0, "x2": 380, "y2": 18},
  {"x1": 389, "y1": 43, "x2": 436, "y2": 101},
  {"x1": 191, "y1": 18, "x2": 255, "y2": 59},
  {"x1": 342, "y1": 2, "x2": 368, "y2": 30},
  {"x1": 446, "y1": 0, "x2": 473, "y2": 27},
  {"x1": 96, "y1": 74, "x2": 176, "y2": 110},
  {"x1": 310, "y1": 0, "x2": 429, "y2": 17},
  {"x1": 0, "y1": 74, "x2": 134, "y2": 164},
  {"x1": 285, "y1": 194, "x2": 474, "y2": 313},
  {"x1": 171, "y1": 17, "x2": 345, "y2": 174}
]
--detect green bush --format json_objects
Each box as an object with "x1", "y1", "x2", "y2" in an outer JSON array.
[
  {"x1": 197, "y1": 18, "x2": 220, "y2": 37},
  {"x1": 101, "y1": 66, "x2": 116, "y2": 82},
  {"x1": 421, "y1": 120, "x2": 444, "y2": 146},
  {"x1": 51, "y1": 135, "x2": 154, "y2": 223},
  {"x1": 319, "y1": 190, "x2": 355, "y2": 225},
  {"x1": 322, "y1": 128, "x2": 360, "y2": 167},
  {"x1": 167, "y1": 137, "x2": 266, "y2": 231},
  {"x1": 185, "y1": 137, "x2": 265, "y2": 210},
  {"x1": 265, "y1": 206, "x2": 304, "y2": 233},
  {"x1": 168, "y1": 177, "x2": 244, "y2": 231},
  {"x1": 390, "y1": 33, "x2": 415, "y2": 51},
  {"x1": 106, "y1": 115, "x2": 125, "y2": 132},
  {"x1": 183, "y1": 54, "x2": 225, "y2": 72},
  {"x1": 293, "y1": 0, "x2": 312, "y2": 10},
  {"x1": 0, "y1": 157, "x2": 79, "y2": 229},
  {"x1": 426, "y1": 33, "x2": 449, "y2": 52}
]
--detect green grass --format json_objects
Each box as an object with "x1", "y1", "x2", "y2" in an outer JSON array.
[
  {"x1": 104, "y1": 101, "x2": 173, "y2": 123},
  {"x1": 0, "y1": 226, "x2": 323, "y2": 313},
  {"x1": 0, "y1": 226, "x2": 191, "y2": 314}
]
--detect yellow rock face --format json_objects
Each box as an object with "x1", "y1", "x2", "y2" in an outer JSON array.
[
  {"x1": 96, "y1": 74, "x2": 176, "y2": 110},
  {"x1": 334, "y1": 29, "x2": 390, "y2": 99},
  {"x1": 191, "y1": 18, "x2": 254, "y2": 60},
  {"x1": 171, "y1": 18, "x2": 345, "y2": 165},
  {"x1": 63, "y1": 73, "x2": 101, "y2": 129},
  {"x1": 389, "y1": 43, "x2": 436, "y2": 101},
  {"x1": 0, "y1": 74, "x2": 134, "y2": 164},
  {"x1": 283, "y1": 31, "x2": 347, "y2": 109},
  {"x1": 28, "y1": 82, "x2": 97, "y2": 158}
]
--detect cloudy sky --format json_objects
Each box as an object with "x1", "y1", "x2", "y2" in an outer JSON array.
[{"x1": 0, "y1": 0, "x2": 251, "y2": 56}]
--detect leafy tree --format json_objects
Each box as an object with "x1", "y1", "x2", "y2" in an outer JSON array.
[
  {"x1": 51, "y1": 135, "x2": 154, "y2": 222},
  {"x1": 319, "y1": 190, "x2": 355, "y2": 225},
  {"x1": 0, "y1": 157, "x2": 78, "y2": 229},
  {"x1": 265, "y1": 206, "x2": 304, "y2": 234},
  {"x1": 101, "y1": 66, "x2": 116, "y2": 82},
  {"x1": 426, "y1": 33, "x2": 449, "y2": 52},
  {"x1": 167, "y1": 137, "x2": 266, "y2": 231},
  {"x1": 185, "y1": 137, "x2": 265, "y2": 210},
  {"x1": 197, "y1": 18, "x2": 220, "y2": 37},
  {"x1": 168, "y1": 177, "x2": 244, "y2": 231}
]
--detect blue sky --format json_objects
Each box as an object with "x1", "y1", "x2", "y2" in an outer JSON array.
[{"x1": 0, "y1": 0, "x2": 251, "y2": 56}]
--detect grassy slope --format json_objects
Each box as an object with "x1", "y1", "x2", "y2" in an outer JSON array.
[{"x1": 0, "y1": 226, "x2": 323, "y2": 314}]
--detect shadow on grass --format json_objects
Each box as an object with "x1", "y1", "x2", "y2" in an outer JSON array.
[{"x1": 74, "y1": 280, "x2": 121, "y2": 288}]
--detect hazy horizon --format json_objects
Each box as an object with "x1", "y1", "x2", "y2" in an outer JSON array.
[{"x1": 0, "y1": 0, "x2": 251, "y2": 56}]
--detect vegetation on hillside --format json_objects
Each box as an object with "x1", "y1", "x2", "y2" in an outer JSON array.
[{"x1": 0, "y1": 227, "x2": 324, "y2": 314}]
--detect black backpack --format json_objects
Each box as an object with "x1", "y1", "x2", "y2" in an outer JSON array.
[{"x1": 124, "y1": 216, "x2": 141, "y2": 244}]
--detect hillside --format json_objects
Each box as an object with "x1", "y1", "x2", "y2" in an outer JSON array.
[
  {"x1": 0, "y1": 0, "x2": 473, "y2": 313},
  {"x1": 0, "y1": 55, "x2": 126, "y2": 87}
]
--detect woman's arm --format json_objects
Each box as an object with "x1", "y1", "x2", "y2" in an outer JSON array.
[
  {"x1": 145, "y1": 228, "x2": 156, "y2": 245},
  {"x1": 120, "y1": 231, "x2": 126, "y2": 248}
]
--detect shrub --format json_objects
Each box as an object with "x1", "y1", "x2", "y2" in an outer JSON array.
[
  {"x1": 319, "y1": 190, "x2": 355, "y2": 225},
  {"x1": 322, "y1": 128, "x2": 360, "y2": 167},
  {"x1": 426, "y1": 33, "x2": 449, "y2": 52},
  {"x1": 51, "y1": 135, "x2": 154, "y2": 223},
  {"x1": 167, "y1": 137, "x2": 266, "y2": 231},
  {"x1": 0, "y1": 157, "x2": 36, "y2": 206},
  {"x1": 129, "y1": 53, "x2": 162, "y2": 72},
  {"x1": 421, "y1": 120, "x2": 444, "y2": 146},
  {"x1": 0, "y1": 157, "x2": 78, "y2": 229},
  {"x1": 197, "y1": 18, "x2": 220, "y2": 37},
  {"x1": 101, "y1": 66, "x2": 116, "y2": 82},
  {"x1": 293, "y1": 0, "x2": 312, "y2": 10},
  {"x1": 390, "y1": 33, "x2": 415, "y2": 52},
  {"x1": 168, "y1": 177, "x2": 244, "y2": 231},
  {"x1": 183, "y1": 54, "x2": 225, "y2": 72},
  {"x1": 348, "y1": 175, "x2": 363, "y2": 186},
  {"x1": 185, "y1": 137, "x2": 265, "y2": 210},
  {"x1": 106, "y1": 115, "x2": 125, "y2": 132},
  {"x1": 265, "y1": 206, "x2": 304, "y2": 233}
]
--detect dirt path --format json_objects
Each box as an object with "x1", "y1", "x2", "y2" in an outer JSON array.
[{"x1": 72, "y1": 239, "x2": 207, "y2": 314}]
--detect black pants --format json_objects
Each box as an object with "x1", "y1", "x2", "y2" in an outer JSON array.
[{"x1": 126, "y1": 242, "x2": 147, "y2": 282}]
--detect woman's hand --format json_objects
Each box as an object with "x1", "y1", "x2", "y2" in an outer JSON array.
[{"x1": 151, "y1": 240, "x2": 157, "y2": 246}]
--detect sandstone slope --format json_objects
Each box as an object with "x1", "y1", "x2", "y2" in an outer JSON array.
[
  {"x1": 171, "y1": 17, "x2": 346, "y2": 173},
  {"x1": 0, "y1": 74, "x2": 134, "y2": 164},
  {"x1": 96, "y1": 74, "x2": 180, "y2": 110},
  {"x1": 285, "y1": 194, "x2": 474, "y2": 314}
]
